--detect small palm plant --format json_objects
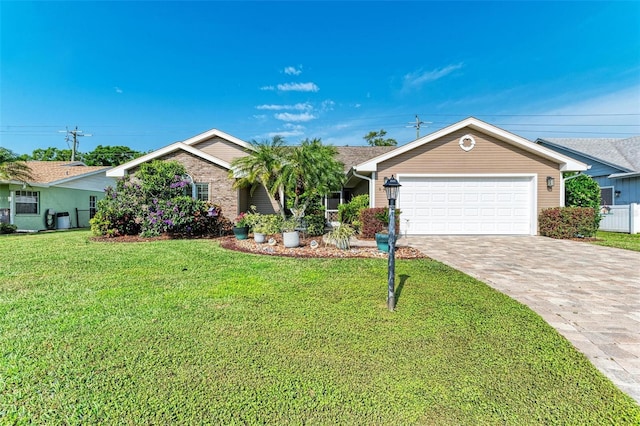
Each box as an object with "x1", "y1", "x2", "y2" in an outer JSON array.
[{"x1": 326, "y1": 223, "x2": 356, "y2": 250}]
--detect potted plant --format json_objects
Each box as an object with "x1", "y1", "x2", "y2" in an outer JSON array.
[
  {"x1": 374, "y1": 208, "x2": 401, "y2": 253},
  {"x1": 281, "y1": 217, "x2": 300, "y2": 248},
  {"x1": 232, "y1": 212, "x2": 249, "y2": 240},
  {"x1": 326, "y1": 223, "x2": 355, "y2": 250}
]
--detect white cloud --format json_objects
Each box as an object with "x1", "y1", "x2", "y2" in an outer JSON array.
[
  {"x1": 284, "y1": 66, "x2": 302, "y2": 76},
  {"x1": 256, "y1": 103, "x2": 313, "y2": 111},
  {"x1": 277, "y1": 82, "x2": 319, "y2": 92},
  {"x1": 402, "y1": 63, "x2": 464, "y2": 91},
  {"x1": 114, "y1": 86, "x2": 123, "y2": 94},
  {"x1": 274, "y1": 112, "x2": 317, "y2": 122},
  {"x1": 260, "y1": 85, "x2": 275, "y2": 91},
  {"x1": 265, "y1": 124, "x2": 306, "y2": 139}
]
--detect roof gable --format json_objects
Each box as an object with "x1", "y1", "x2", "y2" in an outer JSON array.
[
  {"x1": 107, "y1": 142, "x2": 232, "y2": 177},
  {"x1": 106, "y1": 128, "x2": 246, "y2": 178},
  {"x1": 355, "y1": 117, "x2": 588, "y2": 172}
]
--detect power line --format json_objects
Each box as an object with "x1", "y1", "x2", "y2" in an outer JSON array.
[{"x1": 59, "y1": 126, "x2": 92, "y2": 161}]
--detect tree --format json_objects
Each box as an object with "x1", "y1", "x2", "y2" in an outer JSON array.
[
  {"x1": 363, "y1": 129, "x2": 397, "y2": 146},
  {"x1": 0, "y1": 148, "x2": 33, "y2": 182},
  {"x1": 30, "y1": 147, "x2": 73, "y2": 161},
  {"x1": 83, "y1": 145, "x2": 144, "y2": 166},
  {"x1": 281, "y1": 138, "x2": 345, "y2": 215},
  {"x1": 229, "y1": 136, "x2": 288, "y2": 218}
]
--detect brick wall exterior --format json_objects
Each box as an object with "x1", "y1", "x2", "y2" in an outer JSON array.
[{"x1": 160, "y1": 151, "x2": 239, "y2": 216}]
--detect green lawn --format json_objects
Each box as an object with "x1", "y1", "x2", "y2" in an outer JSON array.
[
  {"x1": 592, "y1": 231, "x2": 640, "y2": 252},
  {"x1": 1, "y1": 231, "x2": 639, "y2": 424}
]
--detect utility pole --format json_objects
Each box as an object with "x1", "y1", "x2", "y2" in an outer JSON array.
[
  {"x1": 60, "y1": 126, "x2": 92, "y2": 161},
  {"x1": 407, "y1": 115, "x2": 431, "y2": 139}
]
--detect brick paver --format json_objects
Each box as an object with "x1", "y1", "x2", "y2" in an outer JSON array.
[{"x1": 405, "y1": 235, "x2": 640, "y2": 404}]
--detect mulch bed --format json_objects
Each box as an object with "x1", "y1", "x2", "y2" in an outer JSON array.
[
  {"x1": 92, "y1": 234, "x2": 426, "y2": 259},
  {"x1": 219, "y1": 235, "x2": 427, "y2": 259}
]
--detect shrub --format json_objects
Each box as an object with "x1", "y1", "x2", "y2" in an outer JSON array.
[
  {"x1": 0, "y1": 223, "x2": 17, "y2": 234},
  {"x1": 90, "y1": 162, "x2": 227, "y2": 238},
  {"x1": 304, "y1": 213, "x2": 327, "y2": 236},
  {"x1": 565, "y1": 174, "x2": 601, "y2": 209},
  {"x1": 539, "y1": 207, "x2": 599, "y2": 239},
  {"x1": 359, "y1": 207, "x2": 400, "y2": 238},
  {"x1": 337, "y1": 194, "x2": 369, "y2": 228}
]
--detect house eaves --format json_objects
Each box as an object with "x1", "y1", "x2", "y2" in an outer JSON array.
[
  {"x1": 608, "y1": 171, "x2": 640, "y2": 179},
  {"x1": 107, "y1": 142, "x2": 231, "y2": 177},
  {"x1": 355, "y1": 117, "x2": 588, "y2": 173},
  {"x1": 47, "y1": 167, "x2": 112, "y2": 186}
]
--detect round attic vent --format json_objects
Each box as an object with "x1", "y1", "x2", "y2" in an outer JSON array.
[{"x1": 459, "y1": 134, "x2": 476, "y2": 152}]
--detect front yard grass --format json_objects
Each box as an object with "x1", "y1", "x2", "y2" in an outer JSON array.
[
  {"x1": 592, "y1": 231, "x2": 640, "y2": 252},
  {"x1": 1, "y1": 231, "x2": 639, "y2": 424}
]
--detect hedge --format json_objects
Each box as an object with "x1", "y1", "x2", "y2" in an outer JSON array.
[{"x1": 539, "y1": 207, "x2": 600, "y2": 239}]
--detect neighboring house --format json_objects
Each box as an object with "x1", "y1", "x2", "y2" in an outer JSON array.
[
  {"x1": 0, "y1": 161, "x2": 114, "y2": 231},
  {"x1": 536, "y1": 137, "x2": 640, "y2": 206},
  {"x1": 109, "y1": 117, "x2": 588, "y2": 236}
]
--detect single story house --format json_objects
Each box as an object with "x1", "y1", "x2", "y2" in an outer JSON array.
[
  {"x1": 0, "y1": 161, "x2": 114, "y2": 231},
  {"x1": 108, "y1": 117, "x2": 588, "y2": 235},
  {"x1": 536, "y1": 137, "x2": 640, "y2": 206}
]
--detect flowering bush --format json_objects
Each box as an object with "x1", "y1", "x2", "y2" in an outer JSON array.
[{"x1": 90, "y1": 161, "x2": 228, "y2": 238}]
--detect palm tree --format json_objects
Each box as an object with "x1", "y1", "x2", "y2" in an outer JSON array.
[
  {"x1": 0, "y1": 148, "x2": 32, "y2": 183},
  {"x1": 229, "y1": 136, "x2": 288, "y2": 218},
  {"x1": 281, "y1": 138, "x2": 345, "y2": 216}
]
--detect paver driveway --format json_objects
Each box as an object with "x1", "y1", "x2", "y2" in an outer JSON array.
[{"x1": 407, "y1": 235, "x2": 640, "y2": 404}]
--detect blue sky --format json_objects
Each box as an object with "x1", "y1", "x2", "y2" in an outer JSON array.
[{"x1": 2, "y1": 1, "x2": 639, "y2": 156}]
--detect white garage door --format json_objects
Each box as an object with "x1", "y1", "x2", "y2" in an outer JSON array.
[{"x1": 399, "y1": 176, "x2": 534, "y2": 235}]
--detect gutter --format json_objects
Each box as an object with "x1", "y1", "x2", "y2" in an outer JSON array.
[{"x1": 352, "y1": 169, "x2": 375, "y2": 207}]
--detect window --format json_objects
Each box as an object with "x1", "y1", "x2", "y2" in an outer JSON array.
[
  {"x1": 16, "y1": 190, "x2": 39, "y2": 214},
  {"x1": 89, "y1": 195, "x2": 97, "y2": 218},
  {"x1": 195, "y1": 183, "x2": 209, "y2": 201},
  {"x1": 600, "y1": 186, "x2": 614, "y2": 206}
]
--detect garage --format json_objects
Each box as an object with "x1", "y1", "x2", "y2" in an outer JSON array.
[{"x1": 398, "y1": 175, "x2": 535, "y2": 235}]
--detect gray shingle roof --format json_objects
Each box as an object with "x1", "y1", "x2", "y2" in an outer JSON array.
[
  {"x1": 334, "y1": 146, "x2": 397, "y2": 172},
  {"x1": 543, "y1": 137, "x2": 640, "y2": 172}
]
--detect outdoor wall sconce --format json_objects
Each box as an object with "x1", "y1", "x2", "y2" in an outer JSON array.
[
  {"x1": 615, "y1": 190, "x2": 621, "y2": 198},
  {"x1": 546, "y1": 176, "x2": 555, "y2": 188}
]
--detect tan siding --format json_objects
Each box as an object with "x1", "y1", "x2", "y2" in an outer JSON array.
[
  {"x1": 192, "y1": 136, "x2": 249, "y2": 164},
  {"x1": 248, "y1": 185, "x2": 278, "y2": 215},
  {"x1": 352, "y1": 179, "x2": 369, "y2": 197},
  {"x1": 373, "y1": 128, "x2": 562, "y2": 214}
]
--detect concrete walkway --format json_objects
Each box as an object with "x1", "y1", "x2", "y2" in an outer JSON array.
[{"x1": 405, "y1": 235, "x2": 640, "y2": 404}]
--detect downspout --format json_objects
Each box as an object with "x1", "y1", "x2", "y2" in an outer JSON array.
[{"x1": 352, "y1": 169, "x2": 375, "y2": 207}]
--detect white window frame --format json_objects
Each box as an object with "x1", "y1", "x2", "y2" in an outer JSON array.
[
  {"x1": 195, "y1": 183, "x2": 209, "y2": 201},
  {"x1": 15, "y1": 190, "x2": 39, "y2": 215}
]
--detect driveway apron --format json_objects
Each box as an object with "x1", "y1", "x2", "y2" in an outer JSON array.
[{"x1": 406, "y1": 235, "x2": 640, "y2": 404}]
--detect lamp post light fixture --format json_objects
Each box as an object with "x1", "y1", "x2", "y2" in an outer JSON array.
[{"x1": 383, "y1": 175, "x2": 401, "y2": 311}]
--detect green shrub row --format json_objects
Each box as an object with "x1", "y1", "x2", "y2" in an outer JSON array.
[{"x1": 539, "y1": 207, "x2": 600, "y2": 239}]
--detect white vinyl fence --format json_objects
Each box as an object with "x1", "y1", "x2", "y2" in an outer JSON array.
[{"x1": 599, "y1": 203, "x2": 639, "y2": 234}]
